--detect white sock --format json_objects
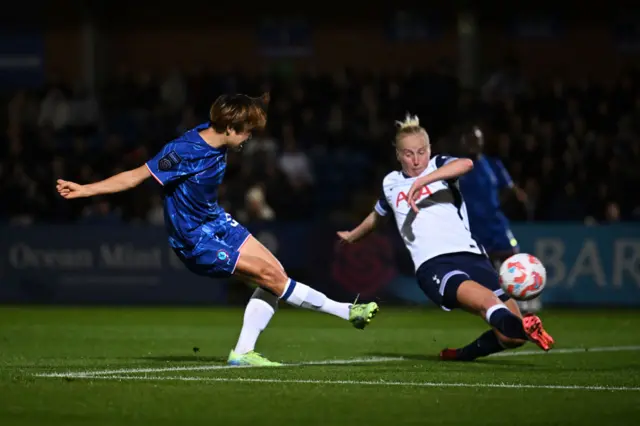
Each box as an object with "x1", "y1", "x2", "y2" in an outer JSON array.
[
  {"x1": 233, "y1": 298, "x2": 275, "y2": 354},
  {"x1": 280, "y1": 279, "x2": 351, "y2": 320}
]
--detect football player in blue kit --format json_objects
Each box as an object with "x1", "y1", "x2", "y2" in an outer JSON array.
[
  {"x1": 57, "y1": 93, "x2": 379, "y2": 366},
  {"x1": 456, "y1": 125, "x2": 541, "y2": 313}
]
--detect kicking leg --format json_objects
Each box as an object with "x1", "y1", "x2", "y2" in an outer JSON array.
[
  {"x1": 234, "y1": 252, "x2": 378, "y2": 327},
  {"x1": 457, "y1": 280, "x2": 554, "y2": 351},
  {"x1": 416, "y1": 253, "x2": 552, "y2": 362},
  {"x1": 441, "y1": 299, "x2": 526, "y2": 361}
]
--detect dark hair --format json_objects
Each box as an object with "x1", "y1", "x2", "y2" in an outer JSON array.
[{"x1": 209, "y1": 93, "x2": 270, "y2": 134}]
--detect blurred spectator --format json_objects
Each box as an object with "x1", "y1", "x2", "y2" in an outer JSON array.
[
  {"x1": 68, "y1": 83, "x2": 100, "y2": 135},
  {"x1": 81, "y1": 198, "x2": 122, "y2": 224},
  {"x1": 176, "y1": 106, "x2": 199, "y2": 135},
  {"x1": 160, "y1": 68, "x2": 187, "y2": 114},
  {"x1": 147, "y1": 195, "x2": 165, "y2": 225},
  {"x1": 482, "y1": 54, "x2": 527, "y2": 102},
  {"x1": 1, "y1": 63, "x2": 639, "y2": 224},
  {"x1": 548, "y1": 183, "x2": 585, "y2": 221},
  {"x1": 605, "y1": 202, "x2": 621, "y2": 223},
  {"x1": 242, "y1": 130, "x2": 279, "y2": 161},
  {"x1": 38, "y1": 88, "x2": 70, "y2": 131},
  {"x1": 236, "y1": 185, "x2": 275, "y2": 222},
  {"x1": 7, "y1": 90, "x2": 39, "y2": 130},
  {"x1": 278, "y1": 136, "x2": 314, "y2": 188}
]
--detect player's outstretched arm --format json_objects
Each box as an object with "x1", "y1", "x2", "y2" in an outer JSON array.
[
  {"x1": 56, "y1": 164, "x2": 151, "y2": 199},
  {"x1": 337, "y1": 210, "x2": 386, "y2": 244},
  {"x1": 407, "y1": 158, "x2": 474, "y2": 213}
]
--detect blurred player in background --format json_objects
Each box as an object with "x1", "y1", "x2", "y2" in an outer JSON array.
[
  {"x1": 455, "y1": 125, "x2": 541, "y2": 314},
  {"x1": 337, "y1": 114, "x2": 553, "y2": 361},
  {"x1": 57, "y1": 93, "x2": 379, "y2": 366}
]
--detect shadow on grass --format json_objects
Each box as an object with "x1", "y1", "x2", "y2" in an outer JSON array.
[{"x1": 365, "y1": 352, "x2": 537, "y2": 367}]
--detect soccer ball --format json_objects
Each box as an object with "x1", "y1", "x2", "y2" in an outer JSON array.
[{"x1": 498, "y1": 253, "x2": 546, "y2": 301}]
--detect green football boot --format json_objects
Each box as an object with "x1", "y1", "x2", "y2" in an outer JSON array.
[
  {"x1": 349, "y1": 301, "x2": 379, "y2": 330},
  {"x1": 227, "y1": 350, "x2": 282, "y2": 367}
]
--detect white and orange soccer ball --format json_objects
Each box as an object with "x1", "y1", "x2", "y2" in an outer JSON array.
[{"x1": 498, "y1": 253, "x2": 546, "y2": 301}]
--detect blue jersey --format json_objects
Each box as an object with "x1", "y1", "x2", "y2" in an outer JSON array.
[
  {"x1": 146, "y1": 123, "x2": 228, "y2": 250},
  {"x1": 459, "y1": 155, "x2": 515, "y2": 251}
]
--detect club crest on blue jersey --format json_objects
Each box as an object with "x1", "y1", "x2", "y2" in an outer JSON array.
[
  {"x1": 216, "y1": 249, "x2": 230, "y2": 264},
  {"x1": 158, "y1": 151, "x2": 182, "y2": 171}
]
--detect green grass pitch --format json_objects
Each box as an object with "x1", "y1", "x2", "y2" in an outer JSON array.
[{"x1": 1, "y1": 306, "x2": 639, "y2": 425}]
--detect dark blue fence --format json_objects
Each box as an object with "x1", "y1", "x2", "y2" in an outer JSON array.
[{"x1": 1, "y1": 223, "x2": 639, "y2": 306}]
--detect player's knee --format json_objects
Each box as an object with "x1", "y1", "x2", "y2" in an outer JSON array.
[
  {"x1": 457, "y1": 280, "x2": 502, "y2": 316},
  {"x1": 256, "y1": 261, "x2": 288, "y2": 289}
]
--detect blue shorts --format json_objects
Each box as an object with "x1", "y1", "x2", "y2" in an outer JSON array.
[
  {"x1": 416, "y1": 252, "x2": 510, "y2": 311},
  {"x1": 174, "y1": 215, "x2": 251, "y2": 278}
]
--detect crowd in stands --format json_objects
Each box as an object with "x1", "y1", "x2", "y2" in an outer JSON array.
[{"x1": 2, "y1": 61, "x2": 639, "y2": 225}]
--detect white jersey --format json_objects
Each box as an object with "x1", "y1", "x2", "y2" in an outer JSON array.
[{"x1": 375, "y1": 155, "x2": 484, "y2": 271}]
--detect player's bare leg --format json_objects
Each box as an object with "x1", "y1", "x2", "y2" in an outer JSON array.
[
  {"x1": 440, "y1": 280, "x2": 553, "y2": 361},
  {"x1": 235, "y1": 254, "x2": 378, "y2": 325}
]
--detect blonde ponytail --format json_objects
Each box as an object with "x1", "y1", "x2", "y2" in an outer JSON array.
[
  {"x1": 395, "y1": 113, "x2": 421, "y2": 130},
  {"x1": 394, "y1": 112, "x2": 429, "y2": 147}
]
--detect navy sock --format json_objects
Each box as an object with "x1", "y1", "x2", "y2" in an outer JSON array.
[
  {"x1": 485, "y1": 305, "x2": 528, "y2": 340},
  {"x1": 457, "y1": 330, "x2": 505, "y2": 361}
]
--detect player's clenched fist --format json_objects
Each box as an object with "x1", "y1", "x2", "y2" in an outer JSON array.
[{"x1": 56, "y1": 179, "x2": 91, "y2": 199}]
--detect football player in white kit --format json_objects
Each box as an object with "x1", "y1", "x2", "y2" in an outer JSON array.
[{"x1": 337, "y1": 114, "x2": 554, "y2": 361}]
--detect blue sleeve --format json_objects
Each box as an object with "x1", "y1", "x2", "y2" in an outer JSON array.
[
  {"x1": 490, "y1": 158, "x2": 514, "y2": 189},
  {"x1": 374, "y1": 186, "x2": 391, "y2": 217},
  {"x1": 434, "y1": 155, "x2": 458, "y2": 168},
  {"x1": 146, "y1": 142, "x2": 198, "y2": 186}
]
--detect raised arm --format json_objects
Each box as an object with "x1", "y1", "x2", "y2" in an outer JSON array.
[
  {"x1": 57, "y1": 164, "x2": 151, "y2": 199},
  {"x1": 415, "y1": 158, "x2": 473, "y2": 188},
  {"x1": 407, "y1": 157, "x2": 474, "y2": 213}
]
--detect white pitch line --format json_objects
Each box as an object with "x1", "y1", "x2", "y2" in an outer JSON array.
[
  {"x1": 492, "y1": 345, "x2": 640, "y2": 357},
  {"x1": 49, "y1": 375, "x2": 640, "y2": 392},
  {"x1": 33, "y1": 345, "x2": 640, "y2": 379},
  {"x1": 34, "y1": 356, "x2": 405, "y2": 378}
]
